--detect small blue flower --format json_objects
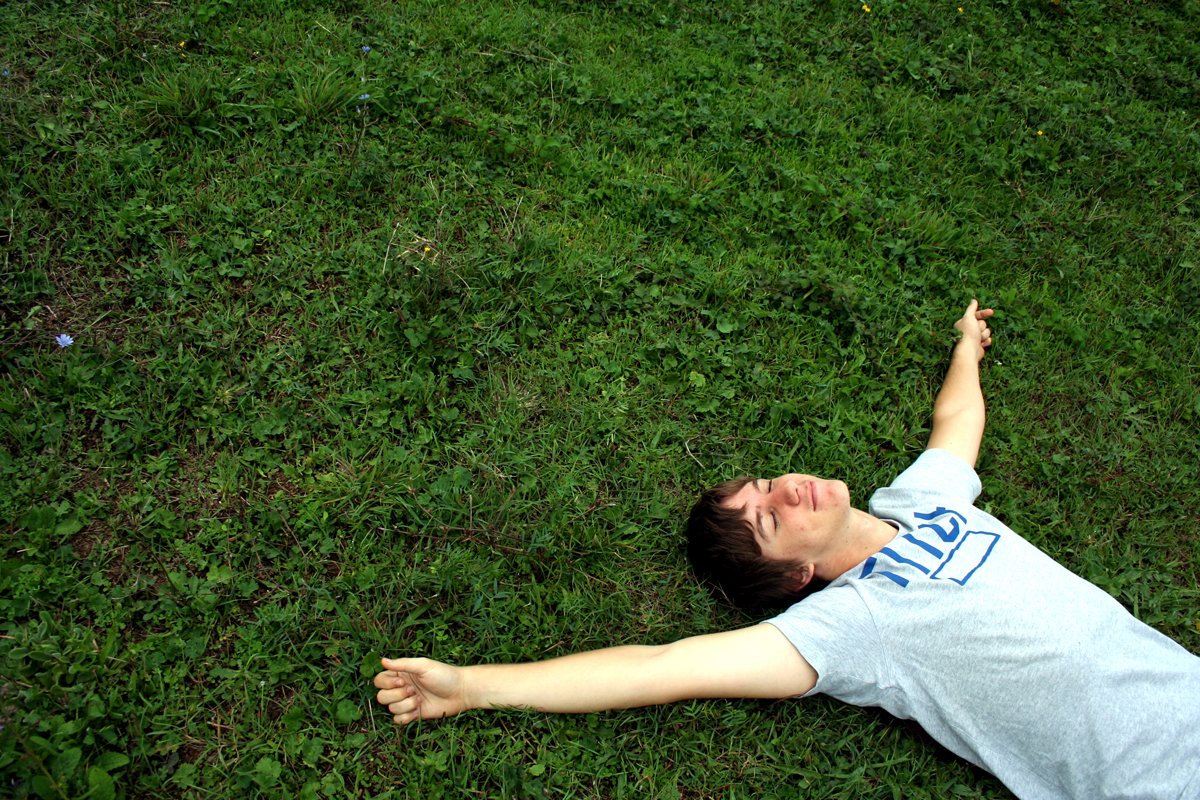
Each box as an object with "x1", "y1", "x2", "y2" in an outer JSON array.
[
  {"x1": 1, "y1": 69, "x2": 9, "y2": 77},
  {"x1": 361, "y1": 45, "x2": 371, "y2": 52},
  {"x1": 358, "y1": 93, "x2": 370, "y2": 100},
  {"x1": 55, "y1": 333, "x2": 74, "y2": 348}
]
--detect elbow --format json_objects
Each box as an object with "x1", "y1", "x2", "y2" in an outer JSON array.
[{"x1": 932, "y1": 404, "x2": 985, "y2": 432}]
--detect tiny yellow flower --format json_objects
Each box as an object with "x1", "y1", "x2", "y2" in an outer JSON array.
[
  {"x1": 958, "y1": 6, "x2": 964, "y2": 11},
  {"x1": 423, "y1": 246, "x2": 432, "y2": 252},
  {"x1": 178, "y1": 40, "x2": 187, "y2": 48},
  {"x1": 862, "y1": 4, "x2": 871, "y2": 11},
  {"x1": 1037, "y1": 130, "x2": 1044, "y2": 136}
]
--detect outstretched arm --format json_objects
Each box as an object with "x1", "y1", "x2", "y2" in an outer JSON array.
[
  {"x1": 373, "y1": 623, "x2": 816, "y2": 725},
  {"x1": 927, "y1": 299, "x2": 995, "y2": 468}
]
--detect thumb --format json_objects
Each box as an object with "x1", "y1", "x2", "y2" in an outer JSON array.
[{"x1": 382, "y1": 656, "x2": 435, "y2": 673}]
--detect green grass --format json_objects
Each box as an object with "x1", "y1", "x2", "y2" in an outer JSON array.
[{"x1": 2, "y1": 0, "x2": 1198, "y2": 797}]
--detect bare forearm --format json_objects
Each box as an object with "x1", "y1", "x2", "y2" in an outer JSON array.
[
  {"x1": 462, "y1": 626, "x2": 816, "y2": 715},
  {"x1": 934, "y1": 342, "x2": 985, "y2": 421},
  {"x1": 928, "y1": 341, "x2": 986, "y2": 466},
  {"x1": 464, "y1": 644, "x2": 678, "y2": 714}
]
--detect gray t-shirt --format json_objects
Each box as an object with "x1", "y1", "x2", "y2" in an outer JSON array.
[{"x1": 768, "y1": 448, "x2": 1200, "y2": 800}]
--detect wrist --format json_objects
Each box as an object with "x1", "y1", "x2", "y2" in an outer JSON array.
[
  {"x1": 461, "y1": 665, "x2": 485, "y2": 711},
  {"x1": 952, "y1": 338, "x2": 983, "y2": 363}
]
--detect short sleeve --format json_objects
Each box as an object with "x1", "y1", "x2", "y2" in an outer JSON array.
[
  {"x1": 879, "y1": 448, "x2": 982, "y2": 506},
  {"x1": 766, "y1": 586, "x2": 889, "y2": 704}
]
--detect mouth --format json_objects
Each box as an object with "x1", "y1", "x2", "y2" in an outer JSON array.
[{"x1": 810, "y1": 481, "x2": 818, "y2": 511}]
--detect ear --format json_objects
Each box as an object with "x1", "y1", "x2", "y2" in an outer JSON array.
[{"x1": 787, "y1": 564, "x2": 815, "y2": 591}]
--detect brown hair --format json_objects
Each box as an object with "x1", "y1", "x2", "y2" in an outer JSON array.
[{"x1": 684, "y1": 477, "x2": 828, "y2": 611}]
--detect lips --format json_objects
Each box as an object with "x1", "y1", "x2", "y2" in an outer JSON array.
[{"x1": 810, "y1": 481, "x2": 818, "y2": 511}]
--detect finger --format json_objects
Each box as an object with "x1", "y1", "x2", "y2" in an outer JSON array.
[
  {"x1": 391, "y1": 705, "x2": 424, "y2": 725},
  {"x1": 965, "y1": 299, "x2": 978, "y2": 316},
  {"x1": 377, "y1": 687, "x2": 415, "y2": 706},
  {"x1": 977, "y1": 307, "x2": 995, "y2": 320},
  {"x1": 373, "y1": 670, "x2": 399, "y2": 689},
  {"x1": 382, "y1": 657, "x2": 424, "y2": 673},
  {"x1": 386, "y1": 695, "x2": 421, "y2": 716}
]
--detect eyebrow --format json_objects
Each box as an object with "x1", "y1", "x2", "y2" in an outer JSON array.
[{"x1": 752, "y1": 480, "x2": 766, "y2": 540}]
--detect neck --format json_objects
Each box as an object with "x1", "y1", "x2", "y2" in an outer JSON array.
[{"x1": 816, "y1": 509, "x2": 899, "y2": 581}]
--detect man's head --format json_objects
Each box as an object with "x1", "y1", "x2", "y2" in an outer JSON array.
[{"x1": 685, "y1": 474, "x2": 847, "y2": 611}]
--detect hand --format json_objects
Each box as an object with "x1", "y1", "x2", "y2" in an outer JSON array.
[
  {"x1": 953, "y1": 299, "x2": 995, "y2": 362},
  {"x1": 373, "y1": 657, "x2": 469, "y2": 725}
]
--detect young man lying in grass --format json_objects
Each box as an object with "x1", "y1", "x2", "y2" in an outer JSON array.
[{"x1": 373, "y1": 301, "x2": 1200, "y2": 800}]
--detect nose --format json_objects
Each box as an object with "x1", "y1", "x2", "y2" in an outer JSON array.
[{"x1": 778, "y1": 476, "x2": 802, "y2": 506}]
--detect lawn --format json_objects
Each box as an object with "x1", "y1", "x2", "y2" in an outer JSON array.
[{"x1": 2, "y1": 0, "x2": 1198, "y2": 797}]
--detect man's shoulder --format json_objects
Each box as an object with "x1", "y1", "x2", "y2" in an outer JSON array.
[
  {"x1": 771, "y1": 577, "x2": 873, "y2": 626},
  {"x1": 871, "y1": 449, "x2": 982, "y2": 511}
]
